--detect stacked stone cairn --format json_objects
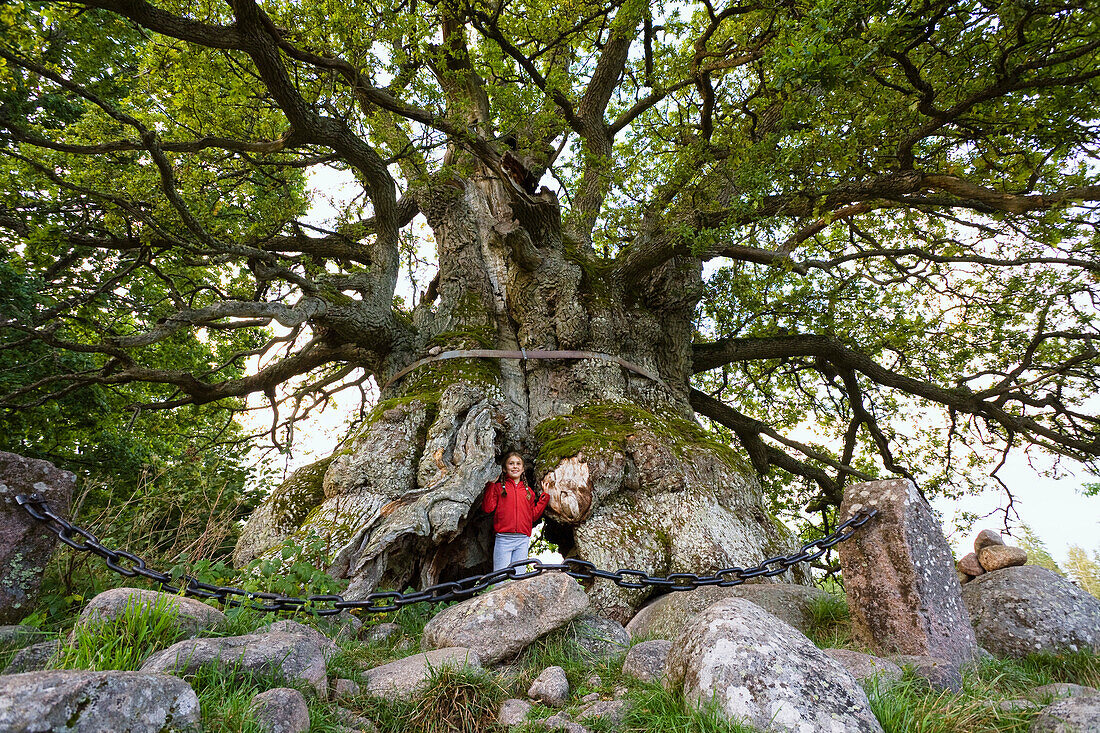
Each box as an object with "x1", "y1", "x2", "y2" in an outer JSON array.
[
  {"x1": 3, "y1": 457, "x2": 1100, "y2": 732},
  {"x1": 957, "y1": 529, "x2": 1028, "y2": 583}
]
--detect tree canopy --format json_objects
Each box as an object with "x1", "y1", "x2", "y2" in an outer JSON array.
[{"x1": 2, "y1": 0, "x2": 1099, "y2": 524}]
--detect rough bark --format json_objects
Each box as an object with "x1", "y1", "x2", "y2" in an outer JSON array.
[{"x1": 236, "y1": 172, "x2": 802, "y2": 619}]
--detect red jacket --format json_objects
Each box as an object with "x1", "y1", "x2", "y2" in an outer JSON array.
[{"x1": 482, "y1": 478, "x2": 550, "y2": 536}]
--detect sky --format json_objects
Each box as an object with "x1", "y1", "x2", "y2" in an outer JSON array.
[{"x1": 932, "y1": 454, "x2": 1098, "y2": 566}]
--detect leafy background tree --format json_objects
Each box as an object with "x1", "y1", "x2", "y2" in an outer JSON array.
[
  {"x1": 1013, "y1": 524, "x2": 1065, "y2": 577},
  {"x1": 1064, "y1": 545, "x2": 1100, "y2": 598}
]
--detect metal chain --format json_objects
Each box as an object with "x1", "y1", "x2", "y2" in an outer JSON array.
[{"x1": 15, "y1": 492, "x2": 876, "y2": 616}]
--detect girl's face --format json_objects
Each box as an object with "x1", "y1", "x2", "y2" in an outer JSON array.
[{"x1": 505, "y1": 455, "x2": 524, "y2": 480}]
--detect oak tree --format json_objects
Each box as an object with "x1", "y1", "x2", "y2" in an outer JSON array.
[{"x1": 2, "y1": 0, "x2": 1098, "y2": 616}]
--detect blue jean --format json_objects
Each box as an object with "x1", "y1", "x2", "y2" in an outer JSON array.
[{"x1": 493, "y1": 532, "x2": 531, "y2": 572}]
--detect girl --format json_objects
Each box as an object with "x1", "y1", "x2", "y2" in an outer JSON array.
[{"x1": 482, "y1": 451, "x2": 549, "y2": 572}]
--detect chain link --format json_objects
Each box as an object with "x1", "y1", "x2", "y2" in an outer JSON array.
[{"x1": 14, "y1": 493, "x2": 875, "y2": 616}]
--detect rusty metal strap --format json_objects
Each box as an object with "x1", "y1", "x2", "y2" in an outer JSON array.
[{"x1": 382, "y1": 348, "x2": 672, "y2": 392}]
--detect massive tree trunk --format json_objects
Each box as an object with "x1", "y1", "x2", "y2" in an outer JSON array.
[{"x1": 236, "y1": 172, "x2": 801, "y2": 622}]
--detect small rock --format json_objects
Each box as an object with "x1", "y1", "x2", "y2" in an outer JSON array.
[
  {"x1": 249, "y1": 687, "x2": 310, "y2": 733},
  {"x1": 79, "y1": 588, "x2": 226, "y2": 637},
  {"x1": 613, "y1": 685, "x2": 628, "y2": 698},
  {"x1": 891, "y1": 655, "x2": 962, "y2": 692},
  {"x1": 334, "y1": 678, "x2": 360, "y2": 701},
  {"x1": 824, "y1": 649, "x2": 904, "y2": 688},
  {"x1": 258, "y1": 619, "x2": 340, "y2": 661},
  {"x1": 1030, "y1": 683, "x2": 1100, "y2": 700},
  {"x1": 622, "y1": 640, "x2": 672, "y2": 683},
  {"x1": 361, "y1": 622, "x2": 402, "y2": 645},
  {"x1": 422, "y1": 574, "x2": 590, "y2": 664},
  {"x1": 580, "y1": 692, "x2": 599, "y2": 704},
  {"x1": 3, "y1": 639, "x2": 59, "y2": 674},
  {"x1": 334, "y1": 706, "x2": 379, "y2": 733},
  {"x1": 0, "y1": 670, "x2": 199, "y2": 732},
  {"x1": 565, "y1": 615, "x2": 630, "y2": 661},
  {"x1": 327, "y1": 611, "x2": 363, "y2": 642},
  {"x1": 362, "y1": 647, "x2": 480, "y2": 700},
  {"x1": 990, "y1": 699, "x2": 1040, "y2": 711},
  {"x1": 1030, "y1": 694, "x2": 1100, "y2": 732},
  {"x1": 540, "y1": 713, "x2": 589, "y2": 732},
  {"x1": 584, "y1": 674, "x2": 601, "y2": 688},
  {"x1": 957, "y1": 552, "x2": 985, "y2": 577},
  {"x1": 974, "y1": 529, "x2": 1004, "y2": 552},
  {"x1": 0, "y1": 625, "x2": 47, "y2": 651},
  {"x1": 576, "y1": 699, "x2": 630, "y2": 725},
  {"x1": 978, "y1": 544, "x2": 1028, "y2": 572},
  {"x1": 958, "y1": 570, "x2": 972, "y2": 585},
  {"x1": 528, "y1": 665, "x2": 569, "y2": 707},
  {"x1": 498, "y1": 698, "x2": 532, "y2": 726}
]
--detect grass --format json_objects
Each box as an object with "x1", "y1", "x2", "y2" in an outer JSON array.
[
  {"x1": 338, "y1": 604, "x2": 438, "y2": 672},
  {"x1": 53, "y1": 593, "x2": 188, "y2": 671},
  {"x1": 388, "y1": 599, "x2": 439, "y2": 638},
  {"x1": 353, "y1": 663, "x2": 508, "y2": 733},
  {"x1": 290, "y1": 602, "x2": 1100, "y2": 733},
  {"x1": 615, "y1": 684, "x2": 759, "y2": 733},
  {"x1": 869, "y1": 652, "x2": 1100, "y2": 733},
  {"x1": 214, "y1": 605, "x2": 274, "y2": 638},
  {"x1": 0, "y1": 628, "x2": 51, "y2": 672},
  {"x1": 508, "y1": 623, "x2": 639, "y2": 702},
  {"x1": 38, "y1": 591, "x2": 365, "y2": 731},
  {"x1": 513, "y1": 627, "x2": 590, "y2": 690},
  {"x1": 870, "y1": 678, "x2": 1035, "y2": 733},
  {"x1": 804, "y1": 591, "x2": 852, "y2": 648},
  {"x1": 1015, "y1": 649, "x2": 1100, "y2": 689},
  {"x1": 189, "y1": 664, "x2": 270, "y2": 733}
]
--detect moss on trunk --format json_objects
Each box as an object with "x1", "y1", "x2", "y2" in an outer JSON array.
[{"x1": 534, "y1": 402, "x2": 749, "y2": 475}]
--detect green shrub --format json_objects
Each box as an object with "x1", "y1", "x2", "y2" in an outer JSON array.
[{"x1": 169, "y1": 533, "x2": 347, "y2": 605}]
